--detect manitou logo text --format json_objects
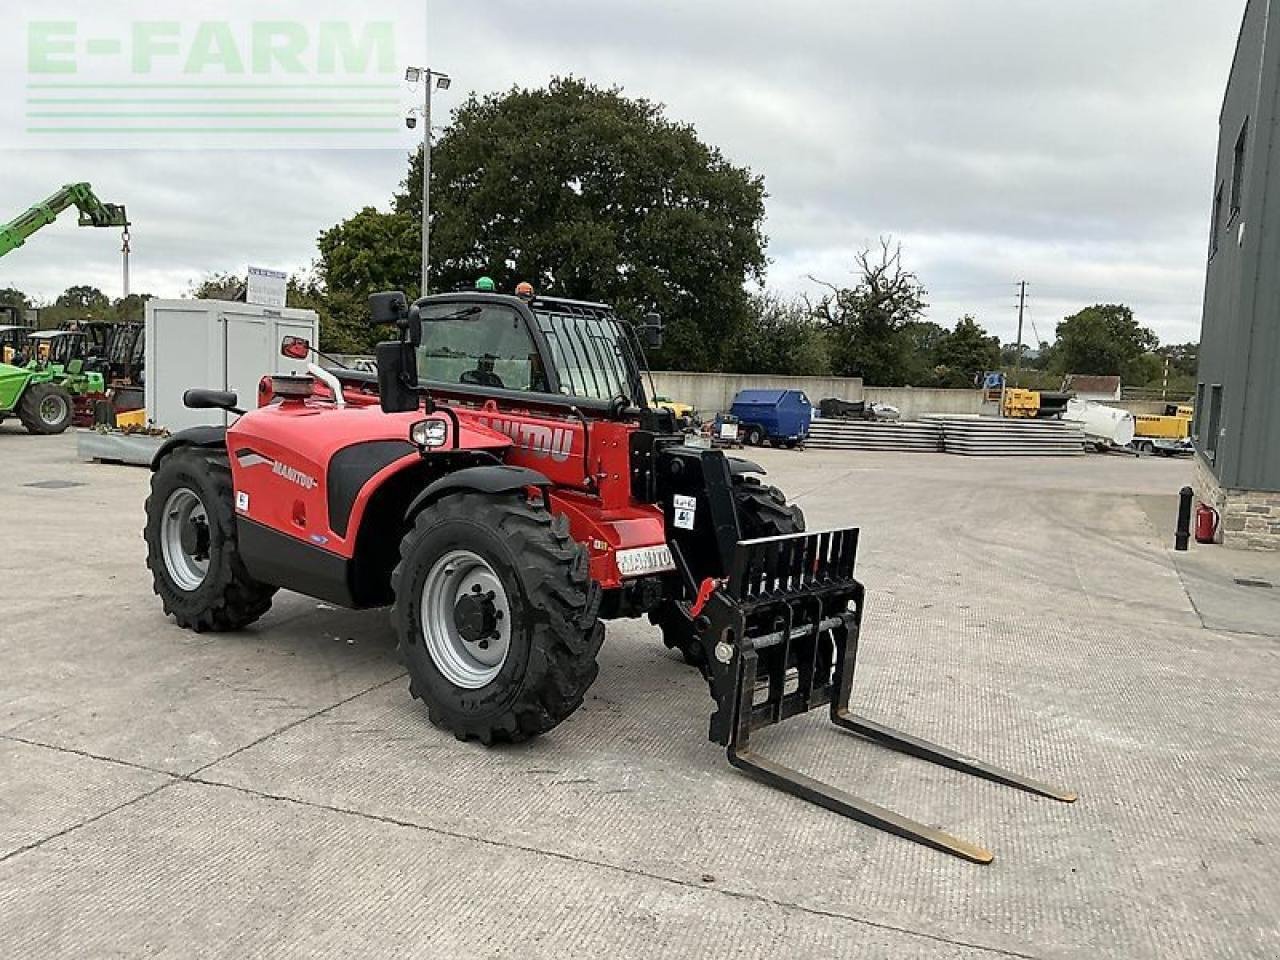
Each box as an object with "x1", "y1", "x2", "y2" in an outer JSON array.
[
  {"x1": 272, "y1": 460, "x2": 317, "y2": 490},
  {"x1": 478, "y1": 417, "x2": 574, "y2": 463}
]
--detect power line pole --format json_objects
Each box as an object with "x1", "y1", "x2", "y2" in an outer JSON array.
[{"x1": 1013, "y1": 280, "x2": 1028, "y2": 385}]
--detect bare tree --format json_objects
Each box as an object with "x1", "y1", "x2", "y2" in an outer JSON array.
[{"x1": 809, "y1": 237, "x2": 928, "y2": 385}]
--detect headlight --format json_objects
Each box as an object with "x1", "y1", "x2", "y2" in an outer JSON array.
[{"x1": 410, "y1": 418, "x2": 449, "y2": 448}]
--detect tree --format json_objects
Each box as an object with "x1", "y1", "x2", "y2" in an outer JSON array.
[
  {"x1": 54, "y1": 285, "x2": 111, "y2": 314},
  {"x1": 810, "y1": 238, "x2": 928, "y2": 385},
  {"x1": 900, "y1": 320, "x2": 949, "y2": 384},
  {"x1": 319, "y1": 76, "x2": 768, "y2": 371},
  {"x1": 721, "y1": 293, "x2": 830, "y2": 376},
  {"x1": 112, "y1": 293, "x2": 153, "y2": 323},
  {"x1": 933, "y1": 316, "x2": 1001, "y2": 388},
  {"x1": 0, "y1": 287, "x2": 31, "y2": 310},
  {"x1": 1052, "y1": 304, "x2": 1158, "y2": 384},
  {"x1": 189, "y1": 272, "x2": 246, "y2": 301},
  {"x1": 316, "y1": 207, "x2": 419, "y2": 303},
  {"x1": 1159, "y1": 342, "x2": 1199, "y2": 378}
]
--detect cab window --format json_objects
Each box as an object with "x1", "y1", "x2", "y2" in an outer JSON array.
[{"x1": 417, "y1": 303, "x2": 546, "y2": 392}]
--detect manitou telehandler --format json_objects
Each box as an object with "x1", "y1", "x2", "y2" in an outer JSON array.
[{"x1": 143, "y1": 289, "x2": 1074, "y2": 862}]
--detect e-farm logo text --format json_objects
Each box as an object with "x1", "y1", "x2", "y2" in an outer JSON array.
[{"x1": 8, "y1": 4, "x2": 423, "y2": 149}]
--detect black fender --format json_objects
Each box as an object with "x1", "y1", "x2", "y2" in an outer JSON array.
[
  {"x1": 150, "y1": 426, "x2": 228, "y2": 471},
  {"x1": 726, "y1": 456, "x2": 765, "y2": 476},
  {"x1": 404, "y1": 465, "x2": 552, "y2": 520}
]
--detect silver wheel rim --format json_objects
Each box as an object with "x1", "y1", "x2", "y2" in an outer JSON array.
[
  {"x1": 161, "y1": 487, "x2": 210, "y2": 592},
  {"x1": 40, "y1": 393, "x2": 67, "y2": 425},
  {"x1": 421, "y1": 549, "x2": 512, "y2": 690}
]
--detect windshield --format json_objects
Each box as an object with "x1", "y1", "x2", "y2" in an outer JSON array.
[
  {"x1": 533, "y1": 309, "x2": 638, "y2": 403},
  {"x1": 417, "y1": 303, "x2": 549, "y2": 393}
]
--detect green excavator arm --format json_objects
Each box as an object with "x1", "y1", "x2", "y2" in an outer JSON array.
[{"x1": 0, "y1": 183, "x2": 129, "y2": 260}]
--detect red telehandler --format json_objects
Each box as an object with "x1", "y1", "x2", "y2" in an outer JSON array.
[{"x1": 143, "y1": 289, "x2": 1074, "y2": 862}]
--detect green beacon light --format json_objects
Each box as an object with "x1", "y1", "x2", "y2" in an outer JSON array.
[{"x1": 475, "y1": 276, "x2": 496, "y2": 292}]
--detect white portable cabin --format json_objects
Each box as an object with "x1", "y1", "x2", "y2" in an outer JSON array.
[{"x1": 144, "y1": 299, "x2": 319, "y2": 431}]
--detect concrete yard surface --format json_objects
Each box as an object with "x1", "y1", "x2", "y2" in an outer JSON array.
[{"x1": 3, "y1": 427, "x2": 1279, "y2": 959}]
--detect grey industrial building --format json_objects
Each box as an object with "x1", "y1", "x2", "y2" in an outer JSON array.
[{"x1": 1193, "y1": 0, "x2": 1280, "y2": 549}]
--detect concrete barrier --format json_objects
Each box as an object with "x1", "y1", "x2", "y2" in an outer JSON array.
[
  {"x1": 864, "y1": 387, "x2": 985, "y2": 420},
  {"x1": 648, "y1": 371, "x2": 863, "y2": 416}
]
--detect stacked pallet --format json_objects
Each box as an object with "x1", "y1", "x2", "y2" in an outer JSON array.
[
  {"x1": 921, "y1": 416, "x2": 1085, "y2": 456},
  {"x1": 806, "y1": 418, "x2": 943, "y2": 452}
]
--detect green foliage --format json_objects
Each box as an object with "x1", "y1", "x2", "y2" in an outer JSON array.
[
  {"x1": 316, "y1": 206, "x2": 420, "y2": 303},
  {"x1": 722, "y1": 293, "x2": 830, "y2": 376},
  {"x1": 932, "y1": 315, "x2": 1002, "y2": 388},
  {"x1": 1052, "y1": 304, "x2": 1158, "y2": 383},
  {"x1": 54, "y1": 285, "x2": 111, "y2": 313},
  {"x1": 1159, "y1": 342, "x2": 1199, "y2": 378},
  {"x1": 0, "y1": 287, "x2": 31, "y2": 310},
  {"x1": 112, "y1": 293, "x2": 154, "y2": 323},
  {"x1": 320, "y1": 76, "x2": 768, "y2": 370},
  {"x1": 813, "y1": 239, "x2": 929, "y2": 385},
  {"x1": 188, "y1": 272, "x2": 245, "y2": 301}
]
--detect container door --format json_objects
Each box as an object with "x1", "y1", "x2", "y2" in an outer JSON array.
[{"x1": 224, "y1": 311, "x2": 270, "y2": 410}]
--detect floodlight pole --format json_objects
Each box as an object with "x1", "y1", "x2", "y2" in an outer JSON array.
[
  {"x1": 421, "y1": 76, "x2": 431, "y2": 297},
  {"x1": 407, "y1": 67, "x2": 450, "y2": 297}
]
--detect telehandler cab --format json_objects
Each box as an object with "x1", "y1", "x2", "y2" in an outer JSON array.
[{"x1": 144, "y1": 289, "x2": 1073, "y2": 862}]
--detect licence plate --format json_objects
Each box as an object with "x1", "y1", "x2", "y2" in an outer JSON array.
[{"x1": 616, "y1": 545, "x2": 676, "y2": 578}]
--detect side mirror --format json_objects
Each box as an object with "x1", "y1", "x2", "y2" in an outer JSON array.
[
  {"x1": 281, "y1": 335, "x2": 310, "y2": 360},
  {"x1": 641, "y1": 311, "x2": 663, "y2": 350},
  {"x1": 375, "y1": 341, "x2": 420, "y2": 414},
  {"x1": 368, "y1": 291, "x2": 421, "y2": 347},
  {"x1": 369, "y1": 291, "x2": 408, "y2": 326}
]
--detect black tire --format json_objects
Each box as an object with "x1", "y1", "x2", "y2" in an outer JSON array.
[
  {"x1": 654, "y1": 476, "x2": 806, "y2": 671},
  {"x1": 744, "y1": 426, "x2": 764, "y2": 446},
  {"x1": 19, "y1": 382, "x2": 73, "y2": 435},
  {"x1": 143, "y1": 450, "x2": 276, "y2": 632},
  {"x1": 392, "y1": 491, "x2": 604, "y2": 745}
]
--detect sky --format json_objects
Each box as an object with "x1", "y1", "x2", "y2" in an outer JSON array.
[{"x1": 0, "y1": 1, "x2": 1248, "y2": 348}]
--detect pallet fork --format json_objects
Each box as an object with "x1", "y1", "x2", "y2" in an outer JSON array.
[{"x1": 693, "y1": 528, "x2": 1076, "y2": 863}]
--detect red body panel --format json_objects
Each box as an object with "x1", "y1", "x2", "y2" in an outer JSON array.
[
  {"x1": 227, "y1": 392, "x2": 667, "y2": 591},
  {"x1": 228, "y1": 398, "x2": 509, "y2": 559}
]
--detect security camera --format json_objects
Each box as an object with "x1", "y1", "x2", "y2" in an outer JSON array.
[{"x1": 405, "y1": 115, "x2": 418, "y2": 130}]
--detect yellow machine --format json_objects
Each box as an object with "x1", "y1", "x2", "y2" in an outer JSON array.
[
  {"x1": 1132, "y1": 408, "x2": 1194, "y2": 455},
  {"x1": 1001, "y1": 387, "x2": 1041, "y2": 418},
  {"x1": 1134, "y1": 414, "x2": 1190, "y2": 441},
  {"x1": 653, "y1": 395, "x2": 695, "y2": 421}
]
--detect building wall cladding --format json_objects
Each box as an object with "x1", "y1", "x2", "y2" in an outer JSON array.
[
  {"x1": 1194, "y1": 451, "x2": 1280, "y2": 551},
  {"x1": 1195, "y1": 0, "x2": 1280, "y2": 494}
]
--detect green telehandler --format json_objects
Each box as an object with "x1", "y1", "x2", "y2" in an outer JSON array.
[
  {"x1": 0, "y1": 362, "x2": 74, "y2": 434},
  {"x1": 0, "y1": 183, "x2": 129, "y2": 260}
]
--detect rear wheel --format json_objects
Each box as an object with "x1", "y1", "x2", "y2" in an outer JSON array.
[
  {"x1": 143, "y1": 450, "x2": 276, "y2": 632},
  {"x1": 392, "y1": 491, "x2": 603, "y2": 744},
  {"x1": 654, "y1": 477, "x2": 806, "y2": 672},
  {"x1": 19, "y1": 383, "x2": 73, "y2": 435}
]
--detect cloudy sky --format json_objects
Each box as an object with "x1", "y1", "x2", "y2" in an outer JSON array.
[{"x1": 0, "y1": 1, "x2": 1247, "y2": 347}]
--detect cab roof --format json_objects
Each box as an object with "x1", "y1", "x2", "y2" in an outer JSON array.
[{"x1": 28, "y1": 329, "x2": 81, "y2": 340}]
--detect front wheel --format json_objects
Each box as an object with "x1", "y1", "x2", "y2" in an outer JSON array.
[
  {"x1": 19, "y1": 383, "x2": 73, "y2": 435},
  {"x1": 744, "y1": 426, "x2": 764, "y2": 446},
  {"x1": 143, "y1": 450, "x2": 276, "y2": 632},
  {"x1": 392, "y1": 491, "x2": 603, "y2": 744}
]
